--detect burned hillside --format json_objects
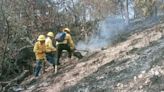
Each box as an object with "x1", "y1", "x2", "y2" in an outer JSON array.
[
  {"x1": 10, "y1": 19, "x2": 163, "y2": 92},
  {"x1": 0, "y1": 0, "x2": 164, "y2": 92}
]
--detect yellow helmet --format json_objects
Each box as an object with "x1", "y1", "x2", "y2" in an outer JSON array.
[
  {"x1": 37, "y1": 35, "x2": 46, "y2": 41},
  {"x1": 63, "y1": 28, "x2": 70, "y2": 33},
  {"x1": 47, "y1": 32, "x2": 54, "y2": 37}
]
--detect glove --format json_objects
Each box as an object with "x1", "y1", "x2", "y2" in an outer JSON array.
[{"x1": 42, "y1": 50, "x2": 46, "y2": 53}]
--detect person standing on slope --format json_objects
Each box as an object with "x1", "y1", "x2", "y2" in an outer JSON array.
[
  {"x1": 55, "y1": 28, "x2": 75, "y2": 65},
  {"x1": 45, "y1": 32, "x2": 56, "y2": 69},
  {"x1": 33, "y1": 35, "x2": 46, "y2": 77}
]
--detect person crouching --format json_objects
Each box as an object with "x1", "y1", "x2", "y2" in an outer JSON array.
[{"x1": 56, "y1": 28, "x2": 75, "y2": 65}]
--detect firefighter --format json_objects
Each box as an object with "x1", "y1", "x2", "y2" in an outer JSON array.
[
  {"x1": 45, "y1": 32, "x2": 56, "y2": 69},
  {"x1": 33, "y1": 35, "x2": 46, "y2": 77},
  {"x1": 56, "y1": 28, "x2": 75, "y2": 65}
]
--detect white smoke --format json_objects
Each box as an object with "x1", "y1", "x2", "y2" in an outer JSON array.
[{"x1": 76, "y1": 16, "x2": 127, "y2": 51}]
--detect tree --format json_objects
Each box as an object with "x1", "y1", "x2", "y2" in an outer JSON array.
[
  {"x1": 125, "y1": 0, "x2": 129, "y2": 24},
  {"x1": 134, "y1": 0, "x2": 158, "y2": 18}
]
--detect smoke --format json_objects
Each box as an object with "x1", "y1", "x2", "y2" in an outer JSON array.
[{"x1": 76, "y1": 16, "x2": 127, "y2": 51}]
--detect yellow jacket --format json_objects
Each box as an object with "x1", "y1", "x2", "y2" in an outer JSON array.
[
  {"x1": 33, "y1": 41, "x2": 46, "y2": 60},
  {"x1": 57, "y1": 33, "x2": 75, "y2": 49},
  {"x1": 45, "y1": 37, "x2": 56, "y2": 52}
]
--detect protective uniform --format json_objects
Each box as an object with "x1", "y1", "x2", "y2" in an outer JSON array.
[
  {"x1": 56, "y1": 28, "x2": 75, "y2": 65},
  {"x1": 45, "y1": 32, "x2": 56, "y2": 67},
  {"x1": 33, "y1": 35, "x2": 46, "y2": 77}
]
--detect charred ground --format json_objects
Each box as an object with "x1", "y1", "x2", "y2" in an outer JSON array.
[{"x1": 16, "y1": 19, "x2": 164, "y2": 92}]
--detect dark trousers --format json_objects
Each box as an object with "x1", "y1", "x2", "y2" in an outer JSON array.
[
  {"x1": 34, "y1": 60, "x2": 43, "y2": 77},
  {"x1": 56, "y1": 44, "x2": 72, "y2": 65},
  {"x1": 46, "y1": 52, "x2": 56, "y2": 65}
]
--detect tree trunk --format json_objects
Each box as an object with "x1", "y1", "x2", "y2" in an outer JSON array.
[
  {"x1": 120, "y1": 1, "x2": 124, "y2": 19},
  {"x1": 125, "y1": 0, "x2": 129, "y2": 24},
  {"x1": 153, "y1": 2, "x2": 157, "y2": 18},
  {"x1": 0, "y1": 0, "x2": 10, "y2": 75}
]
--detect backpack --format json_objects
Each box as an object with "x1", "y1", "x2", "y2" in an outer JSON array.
[{"x1": 55, "y1": 32, "x2": 66, "y2": 42}]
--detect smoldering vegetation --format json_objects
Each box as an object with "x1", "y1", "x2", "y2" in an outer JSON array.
[
  {"x1": 76, "y1": 16, "x2": 162, "y2": 51},
  {"x1": 77, "y1": 16, "x2": 127, "y2": 51}
]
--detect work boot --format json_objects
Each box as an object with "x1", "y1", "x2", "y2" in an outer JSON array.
[
  {"x1": 57, "y1": 62, "x2": 61, "y2": 65},
  {"x1": 52, "y1": 64, "x2": 58, "y2": 74},
  {"x1": 53, "y1": 64, "x2": 55, "y2": 69}
]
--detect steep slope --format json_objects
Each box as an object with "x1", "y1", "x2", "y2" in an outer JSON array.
[
  {"x1": 62, "y1": 24, "x2": 164, "y2": 92},
  {"x1": 20, "y1": 23, "x2": 164, "y2": 92}
]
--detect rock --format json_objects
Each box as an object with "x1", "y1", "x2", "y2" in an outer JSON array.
[
  {"x1": 120, "y1": 84, "x2": 124, "y2": 88},
  {"x1": 141, "y1": 71, "x2": 146, "y2": 74},
  {"x1": 117, "y1": 83, "x2": 124, "y2": 88},
  {"x1": 139, "y1": 85, "x2": 143, "y2": 89},
  {"x1": 12, "y1": 85, "x2": 24, "y2": 92},
  {"x1": 39, "y1": 82, "x2": 49, "y2": 87},
  {"x1": 96, "y1": 76, "x2": 104, "y2": 80},
  {"x1": 27, "y1": 85, "x2": 36, "y2": 90},
  {"x1": 138, "y1": 74, "x2": 143, "y2": 79},
  {"x1": 134, "y1": 76, "x2": 137, "y2": 81},
  {"x1": 117, "y1": 83, "x2": 121, "y2": 87},
  {"x1": 129, "y1": 83, "x2": 134, "y2": 88},
  {"x1": 144, "y1": 78, "x2": 151, "y2": 85},
  {"x1": 73, "y1": 51, "x2": 83, "y2": 59},
  {"x1": 101, "y1": 47, "x2": 107, "y2": 50},
  {"x1": 154, "y1": 71, "x2": 160, "y2": 76}
]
